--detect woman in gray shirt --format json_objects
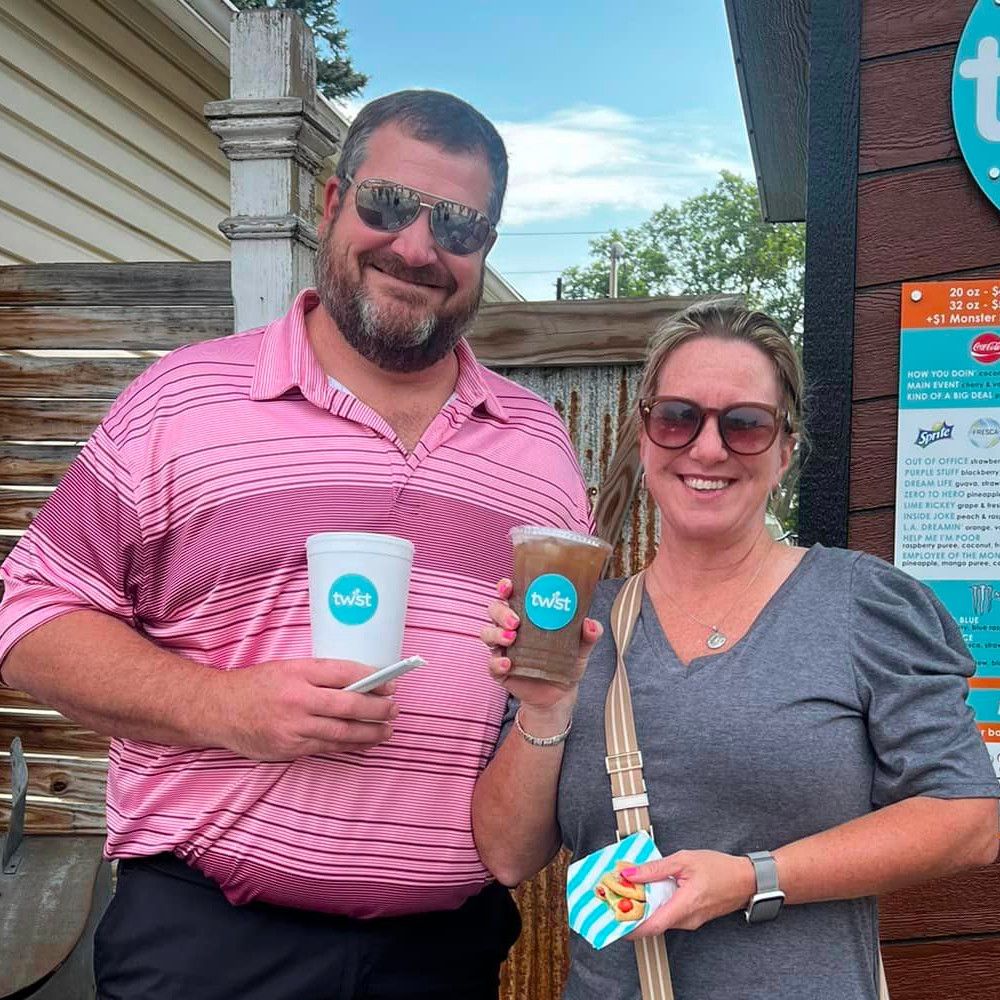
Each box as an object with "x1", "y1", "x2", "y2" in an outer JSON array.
[{"x1": 473, "y1": 300, "x2": 1000, "y2": 1000}]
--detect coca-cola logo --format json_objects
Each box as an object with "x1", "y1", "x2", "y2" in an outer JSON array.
[{"x1": 971, "y1": 332, "x2": 1000, "y2": 364}]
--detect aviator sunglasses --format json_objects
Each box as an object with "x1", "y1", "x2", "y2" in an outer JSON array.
[
  {"x1": 639, "y1": 396, "x2": 787, "y2": 455},
  {"x1": 348, "y1": 175, "x2": 495, "y2": 256}
]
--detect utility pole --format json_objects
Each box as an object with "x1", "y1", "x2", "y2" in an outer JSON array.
[{"x1": 609, "y1": 241, "x2": 624, "y2": 298}]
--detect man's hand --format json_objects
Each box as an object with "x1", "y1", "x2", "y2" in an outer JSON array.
[{"x1": 217, "y1": 658, "x2": 399, "y2": 760}]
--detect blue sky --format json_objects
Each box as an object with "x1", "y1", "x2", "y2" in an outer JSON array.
[{"x1": 336, "y1": 1, "x2": 754, "y2": 300}]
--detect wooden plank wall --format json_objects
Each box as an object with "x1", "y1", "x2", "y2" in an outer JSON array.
[
  {"x1": 0, "y1": 262, "x2": 235, "y2": 837},
  {"x1": 854, "y1": 2, "x2": 1000, "y2": 994},
  {"x1": 0, "y1": 260, "x2": 691, "y2": 1000}
]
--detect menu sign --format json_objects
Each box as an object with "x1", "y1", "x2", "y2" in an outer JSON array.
[{"x1": 895, "y1": 280, "x2": 1000, "y2": 776}]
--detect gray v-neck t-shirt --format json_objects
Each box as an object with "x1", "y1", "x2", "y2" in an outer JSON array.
[{"x1": 502, "y1": 545, "x2": 1000, "y2": 1000}]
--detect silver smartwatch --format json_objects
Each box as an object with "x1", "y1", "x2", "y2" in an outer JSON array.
[{"x1": 744, "y1": 851, "x2": 785, "y2": 924}]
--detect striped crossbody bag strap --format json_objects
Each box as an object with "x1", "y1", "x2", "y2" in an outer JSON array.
[
  {"x1": 605, "y1": 571, "x2": 674, "y2": 1000},
  {"x1": 606, "y1": 574, "x2": 891, "y2": 1000}
]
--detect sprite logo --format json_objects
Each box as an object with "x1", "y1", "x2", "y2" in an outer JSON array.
[
  {"x1": 328, "y1": 574, "x2": 378, "y2": 626},
  {"x1": 524, "y1": 573, "x2": 578, "y2": 631},
  {"x1": 914, "y1": 421, "x2": 953, "y2": 448}
]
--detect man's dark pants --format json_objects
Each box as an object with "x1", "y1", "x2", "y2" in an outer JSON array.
[{"x1": 94, "y1": 854, "x2": 521, "y2": 999}]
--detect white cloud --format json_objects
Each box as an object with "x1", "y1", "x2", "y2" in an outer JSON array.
[
  {"x1": 546, "y1": 106, "x2": 639, "y2": 132},
  {"x1": 329, "y1": 97, "x2": 753, "y2": 229},
  {"x1": 330, "y1": 96, "x2": 365, "y2": 122},
  {"x1": 495, "y1": 105, "x2": 753, "y2": 226}
]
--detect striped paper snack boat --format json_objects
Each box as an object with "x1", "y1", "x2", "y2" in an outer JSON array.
[{"x1": 566, "y1": 831, "x2": 676, "y2": 950}]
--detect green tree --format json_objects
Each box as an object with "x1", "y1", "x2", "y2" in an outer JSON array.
[
  {"x1": 562, "y1": 172, "x2": 805, "y2": 537},
  {"x1": 230, "y1": 0, "x2": 368, "y2": 101},
  {"x1": 560, "y1": 171, "x2": 805, "y2": 338}
]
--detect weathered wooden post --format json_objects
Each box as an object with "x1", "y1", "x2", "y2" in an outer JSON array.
[{"x1": 205, "y1": 9, "x2": 344, "y2": 332}]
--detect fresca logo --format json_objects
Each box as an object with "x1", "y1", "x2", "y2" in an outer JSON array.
[
  {"x1": 970, "y1": 416, "x2": 1000, "y2": 448},
  {"x1": 328, "y1": 573, "x2": 378, "y2": 626},
  {"x1": 524, "y1": 573, "x2": 578, "y2": 631},
  {"x1": 954, "y1": 4, "x2": 1000, "y2": 212},
  {"x1": 915, "y1": 421, "x2": 954, "y2": 448},
  {"x1": 971, "y1": 332, "x2": 1000, "y2": 364}
]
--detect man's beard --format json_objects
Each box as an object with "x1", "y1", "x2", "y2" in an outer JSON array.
[{"x1": 315, "y1": 230, "x2": 484, "y2": 374}]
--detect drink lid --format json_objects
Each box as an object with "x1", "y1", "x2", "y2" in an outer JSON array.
[
  {"x1": 509, "y1": 526, "x2": 611, "y2": 551},
  {"x1": 306, "y1": 532, "x2": 414, "y2": 560}
]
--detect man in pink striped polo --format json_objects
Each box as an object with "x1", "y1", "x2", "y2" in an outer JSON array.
[{"x1": 0, "y1": 90, "x2": 591, "y2": 999}]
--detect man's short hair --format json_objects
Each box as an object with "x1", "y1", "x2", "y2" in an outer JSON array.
[{"x1": 336, "y1": 90, "x2": 508, "y2": 226}]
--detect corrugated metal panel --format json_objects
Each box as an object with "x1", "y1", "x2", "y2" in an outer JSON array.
[
  {"x1": 495, "y1": 363, "x2": 658, "y2": 576},
  {"x1": 0, "y1": 0, "x2": 230, "y2": 263},
  {"x1": 496, "y1": 368, "x2": 654, "y2": 1000}
]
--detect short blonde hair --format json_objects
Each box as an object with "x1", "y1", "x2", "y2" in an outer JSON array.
[{"x1": 638, "y1": 297, "x2": 805, "y2": 440}]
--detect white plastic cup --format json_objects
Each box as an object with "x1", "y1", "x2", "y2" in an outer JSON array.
[{"x1": 306, "y1": 532, "x2": 414, "y2": 666}]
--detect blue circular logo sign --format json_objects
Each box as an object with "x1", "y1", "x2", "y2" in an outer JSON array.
[
  {"x1": 970, "y1": 416, "x2": 1000, "y2": 448},
  {"x1": 328, "y1": 573, "x2": 378, "y2": 626},
  {"x1": 524, "y1": 573, "x2": 578, "y2": 631},
  {"x1": 954, "y1": 2, "x2": 1000, "y2": 211}
]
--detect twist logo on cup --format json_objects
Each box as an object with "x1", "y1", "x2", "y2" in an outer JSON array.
[
  {"x1": 328, "y1": 573, "x2": 378, "y2": 626},
  {"x1": 525, "y1": 573, "x2": 578, "y2": 631}
]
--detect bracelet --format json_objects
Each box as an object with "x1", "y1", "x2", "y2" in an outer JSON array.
[{"x1": 514, "y1": 707, "x2": 572, "y2": 747}]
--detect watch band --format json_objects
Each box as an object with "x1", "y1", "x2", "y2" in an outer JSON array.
[
  {"x1": 744, "y1": 850, "x2": 785, "y2": 924},
  {"x1": 747, "y1": 851, "x2": 779, "y2": 892}
]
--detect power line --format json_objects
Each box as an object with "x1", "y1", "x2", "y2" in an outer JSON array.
[
  {"x1": 497, "y1": 231, "x2": 609, "y2": 237},
  {"x1": 502, "y1": 269, "x2": 567, "y2": 275}
]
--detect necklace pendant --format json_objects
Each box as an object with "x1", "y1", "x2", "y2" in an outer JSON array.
[{"x1": 706, "y1": 629, "x2": 727, "y2": 650}]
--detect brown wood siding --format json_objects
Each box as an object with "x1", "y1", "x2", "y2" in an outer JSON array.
[
  {"x1": 881, "y1": 937, "x2": 1000, "y2": 1000},
  {"x1": 848, "y1": 507, "x2": 893, "y2": 561},
  {"x1": 861, "y1": 2, "x2": 968, "y2": 60},
  {"x1": 856, "y1": 163, "x2": 1000, "y2": 288},
  {"x1": 880, "y1": 863, "x2": 1000, "y2": 940},
  {"x1": 854, "y1": 3, "x2": 1000, "y2": 995},
  {"x1": 859, "y1": 47, "x2": 958, "y2": 174}
]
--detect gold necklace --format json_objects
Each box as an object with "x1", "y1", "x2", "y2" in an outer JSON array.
[{"x1": 651, "y1": 532, "x2": 772, "y2": 650}]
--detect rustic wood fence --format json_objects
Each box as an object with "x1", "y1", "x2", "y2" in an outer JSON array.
[{"x1": 0, "y1": 259, "x2": 688, "y2": 999}]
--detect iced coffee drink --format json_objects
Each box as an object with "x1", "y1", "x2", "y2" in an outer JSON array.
[{"x1": 508, "y1": 526, "x2": 612, "y2": 686}]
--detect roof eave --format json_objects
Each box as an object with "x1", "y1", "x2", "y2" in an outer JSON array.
[{"x1": 724, "y1": 0, "x2": 809, "y2": 224}]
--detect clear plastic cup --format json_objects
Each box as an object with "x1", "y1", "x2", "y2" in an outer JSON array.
[{"x1": 507, "y1": 526, "x2": 612, "y2": 686}]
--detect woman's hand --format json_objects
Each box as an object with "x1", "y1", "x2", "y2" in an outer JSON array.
[
  {"x1": 623, "y1": 850, "x2": 756, "y2": 936},
  {"x1": 480, "y1": 578, "x2": 603, "y2": 711}
]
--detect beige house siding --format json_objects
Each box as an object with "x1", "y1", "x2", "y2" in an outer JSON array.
[
  {"x1": 0, "y1": 0, "x2": 231, "y2": 264},
  {"x1": 0, "y1": 0, "x2": 522, "y2": 301}
]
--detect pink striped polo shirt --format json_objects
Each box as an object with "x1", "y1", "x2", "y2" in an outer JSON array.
[{"x1": 0, "y1": 289, "x2": 591, "y2": 917}]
